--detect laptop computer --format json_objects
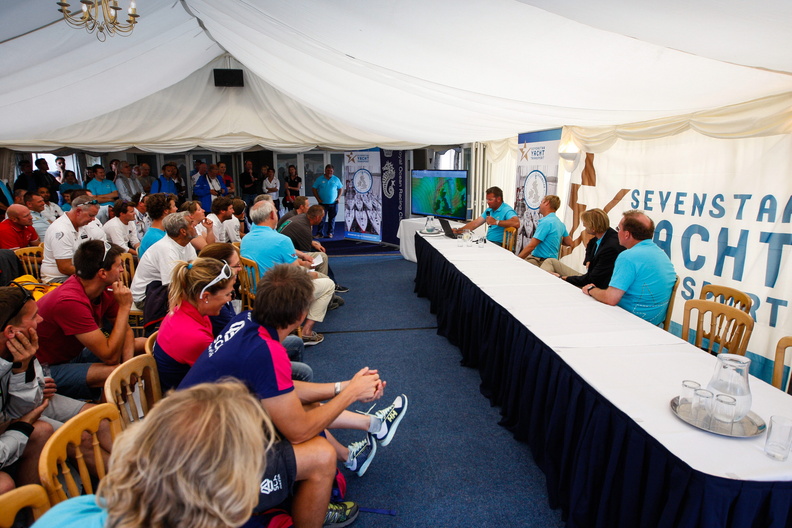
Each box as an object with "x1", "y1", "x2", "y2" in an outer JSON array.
[{"x1": 438, "y1": 218, "x2": 458, "y2": 239}]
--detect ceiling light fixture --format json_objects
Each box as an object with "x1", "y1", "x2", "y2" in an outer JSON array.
[{"x1": 56, "y1": 1, "x2": 139, "y2": 41}]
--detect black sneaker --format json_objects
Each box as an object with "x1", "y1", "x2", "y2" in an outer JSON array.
[
  {"x1": 344, "y1": 434, "x2": 377, "y2": 477},
  {"x1": 328, "y1": 295, "x2": 345, "y2": 311},
  {"x1": 323, "y1": 501, "x2": 359, "y2": 527},
  {"x1": 370, "y1": 394, "x2": 408, "y2": 447},
  {"x1": 334, "y1": 284, "x2": 350, "y2": 293}
]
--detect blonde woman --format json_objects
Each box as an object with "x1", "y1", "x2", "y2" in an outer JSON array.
[
  {"x1": 153, "y1": 257, "x2": 236, "y2": 391},
  {"x1": 34, "y1": 380, "x2": 277, "y2": 528}
]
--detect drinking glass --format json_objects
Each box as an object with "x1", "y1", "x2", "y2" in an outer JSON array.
[
  {"x1": 692, "y1": 388, "x2": 713, "y2": 423},
  {"x1": 680, "y1": 380, "x2": 700, "y2": 406},
  {"x1": 765, "y1": 416, "x2": 792, "y2": 461}
]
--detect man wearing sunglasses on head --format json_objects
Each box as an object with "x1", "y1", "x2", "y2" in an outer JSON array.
[
  {"x1": 36, "y1": 240, "x2": 145, "y2": 400},
  {"x1": 40, "y1": 195, "x2": 101, "y2": 283}
]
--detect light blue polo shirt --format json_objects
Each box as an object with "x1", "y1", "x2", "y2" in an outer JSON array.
[
  {"x1": 609, "y1": 239, "x2": 676, "y2": 325},
  {"x1": 312, "y1": 175, "x2": 343, "y2": 204},
  {"x1": 86, "y1": 178, "x2": 117, "y2": 206},
  {"x1": 241, "y1": 224, "x2": 298, "y2": 280},
  {"x1": 532, "y1": 212, "x2": 569, "y2": 259},
  {"x1": 483, "y1": 202, "x2": 517, "y2": 243}
]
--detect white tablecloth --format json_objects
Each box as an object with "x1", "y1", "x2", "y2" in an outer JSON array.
[
  {"x1": 423, "y1": 234, "x2": 792, "y2": 482},
  {"x1": 397, "y1": 217, "x2": 484, "y2": 262}
]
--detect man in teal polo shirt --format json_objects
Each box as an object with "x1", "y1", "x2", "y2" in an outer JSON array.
[
  {"x1": 517, "y1": 195, "x2": 571, "y2": 265},
  {"x1": 453, "y1": 186, "x2": 519, "y2": 244},
  {"x1": 312, "y1": 164, "x2": 344, "y2": 238},
  {"x1": 85, "y1": 165, "x2": 118, "y2": 207},
  {"x1": 583, "y1": 210, "x2": 676, "y2": 325}
]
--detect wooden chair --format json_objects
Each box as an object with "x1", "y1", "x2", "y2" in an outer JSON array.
[
  {"x1": 0, "y1": 484, "x2": 51, "y2": 527},
  {"x1": 681, "y1": 299, "x2": 754, "y2": 356},
  {"x1": 502, "y1": 227, "x2": 516, "y2": 253},
  {"x1": 771, "y1": 336, "x2": 792, "y2": 392},
  {"x1": 699, "y1": 284, "x2": 752, "y2": 314},
  {"x1": 118, "y1": 252, "x2": 145, "y2": 336},
  {"x1": 144, "y1": 330, "x2": 158, "y2": 355},
  {"x1": 38, "y1": 403, "x2": 122, "y2": 505},
  {"x1": 104, "y1": 354, "x2": 162, "y2": 429},
  {"x1": 13, "y1": 246, "x2": 43, "y2": 282},
  {"x1": 662, "y1": 275, "x2": 681, "y2": 331},
  {"x1": 239, "y1": 256, "x2": 260, "y2": 311}
]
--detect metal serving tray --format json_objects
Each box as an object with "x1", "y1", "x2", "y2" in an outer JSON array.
[{"x1": 670, "y1": 396, "x2": 766, "y2": 438}]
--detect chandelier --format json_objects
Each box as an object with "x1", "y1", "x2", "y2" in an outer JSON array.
[{"x1": 56, "y1": 1, "x2": 140, "y2": 41}]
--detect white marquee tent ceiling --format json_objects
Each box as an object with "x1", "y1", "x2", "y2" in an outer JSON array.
[{"x1": 1, "y1": 0, "x2": 791, "y2": 152}]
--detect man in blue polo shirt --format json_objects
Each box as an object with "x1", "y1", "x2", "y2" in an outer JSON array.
[
  {"x1": 85, "y1": 165, "x2": 118, "y2": 207},
  {"x1": 241, "y1": 199, "x2": 335, "y2": 346},
  {"x1": 312, "y1": 164, "x2": 344, "y2": 238},
  {"x1": 583, "y1": 210, "x2": 676, "y2": 325},
  {"x1": 150, "y1": 162, "x2": 179, "y2": 195},
  {"x1": 453, "y1": 186, "x2": 519, "y2": 244},
  {"x1": 517, "y1": 195, "x2": 572, "y2": 265}
]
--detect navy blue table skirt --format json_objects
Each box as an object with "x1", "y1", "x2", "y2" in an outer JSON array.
[{"x1": 414, "y1": 234, "x2": 792, "y2": 528}]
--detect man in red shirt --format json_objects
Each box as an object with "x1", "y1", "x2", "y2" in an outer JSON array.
[
  {"x1": 36, "y1": 240, "x2": 143, "y2": 400},
  {"x1": 0, "y1": 204, "x2": 40, "y2": 249}
]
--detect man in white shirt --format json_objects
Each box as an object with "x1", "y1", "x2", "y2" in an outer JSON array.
[
  {"x1": 133, "y1": 193, "x2": 151, "y2": 241},
  {"x1": 103, "y1": 199, "x2": 140, "y2": 255},
  {"x1": 37, "y1": 186, "x2": 63, "y2": 223},
  {"x1": 223, "y1": 198, "x2": 247, "y2": 244},
  {"x1": 24, "y1": 191, "x2": 50, "y2": 241},
  {"x1": 205, "y1": 196, "x2": 235, "y2": 244},
  {"x1": 130, "y1": 212, "x2": 198, "y2": 308},
  {"x1": 41, "y1": 195, "x2": 100, "y2": 283}
]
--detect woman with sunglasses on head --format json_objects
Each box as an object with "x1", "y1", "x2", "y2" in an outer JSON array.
[
  {"x1": 199, "y1": 243, "x2": 314, "y2": 382},
  {"x1": 153, "y1": 257, "x2": 235, "y2": 392}
]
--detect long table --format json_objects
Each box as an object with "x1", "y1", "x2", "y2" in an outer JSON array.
[{"x1": 414, "y1": 233, "x2": 792, "y2": 528}]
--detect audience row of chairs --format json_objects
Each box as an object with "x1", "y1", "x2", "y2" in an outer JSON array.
[{"x1": 0, "y1": 354, "x2": 163, "y2": 526}]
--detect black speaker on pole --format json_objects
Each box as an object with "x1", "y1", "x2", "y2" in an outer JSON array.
[{"x1": 213, "y1": 69, "x2": 244, "y2": 87}]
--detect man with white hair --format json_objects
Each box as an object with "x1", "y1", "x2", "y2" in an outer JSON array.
[
  {"x1": 130, "y1": 211, "x2": 198, "y2": 309},
  {"x1": 41, "y1": 195, "x2": 100, "y2": 283},
  {"x1": 241, "y1": 199, "x2": 334, "y2": 346}
]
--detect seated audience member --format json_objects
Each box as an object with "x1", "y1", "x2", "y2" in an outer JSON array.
[
  {"x1": 131, "y1": 212, "x2": 198, "y2": 309},
  {"x1": 180, "y1": 200, "x2": 216, "y2": 252},
  {"x1": 453, "y1": 186, "x2": 519, "y2": 244},
  {"x1": 241, "y1": 199, "x2": 334, "y2": 346},
  {"x1": 0, "y1": 178, "x2": 11, "y2": 218},
  {"x1": 199, "y1": 243, "x2": 313, "y2": 382},
  {"x1": 132, "y1": 192, "x2": 150, "y2": 241},
  {"x1": 102, "y1": 199, "x2": 140, "y2": 256},
  {"x1": 113, "y1": 161, "x2": 143, "y2": 202},
  {"x1": 279, "y1": 204, "x2": 348, "y2": 292},
  {"x1": 136, "y1": 162, "x2": 154, "y2": 194},
  {"x1": 0, "y1": 204, "x2": 40, "y2": 249},
  {"x1": 36, "y1": 241, "x2": 140, "y2": 400},
  {"x1": 34, "y1": 380, "x2": 278, "y2": 528},
  {"x1": 24, "y1": 191, "x2": 51, "y2": 241},
  {"x1": 0, "y1": 284, "x2": 110, "y2": 494},
  {"x1": 150, "y1": 162, "x2": 179, "y2": 196},
  {"x1": 40, "y1": 195, "x2": 100, "y2": 283},
  {"x1": 69, "y1": 189, "x2": 107, "y2": 242},
  {"x1": 138, "y1": 192, "x2": 177, "y2": 258},
  {"x1": 13, "y1": 189, "x2": 27, "y2": 206},
  {"x1": 205, "y1": 196, "x2": 235, "y2": 244},
  {"x1": 583, "y1": 210, "x2": 676, "y2": 325},
  {"x1": 153, "y1": 258, "x2": 236, "y2": 392},
  {"x1": 85, "y1": 165, "x2": 118, "y2": 207},
  {"x1": 278, "y1": 195, "x2": 307, "y2": 228},
  {"x1": 541, "y1": 208, "x2": 625, "y2": 289},
  {"x1": 59, "y1": 170, "x2": 83, "y2": 198},
  {"x1": 37, "y1": 186, "x2": 63, "y2": 223},
  {"x1": 60, "y1": 190, "x2": 73, "y2": 212},
  {"x1": 223, "y1": 198, "x2": 248, "y2": 243},
  {"x1": 181, "y1": 265, "x2": 410, "y2": 525},
  {"x1": 517, "y1": 194, "x2": 573, "y2": 265}
]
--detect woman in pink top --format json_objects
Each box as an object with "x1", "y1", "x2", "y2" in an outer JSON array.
[{"x1": 153, "y1": 257, "x2": 236, "y2": 391}]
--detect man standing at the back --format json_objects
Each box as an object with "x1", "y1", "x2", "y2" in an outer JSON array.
[{"x1": 312, "y1": 164, "x2": 343, "y2": 238}]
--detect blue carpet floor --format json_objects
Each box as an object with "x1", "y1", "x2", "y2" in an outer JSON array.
[{"x1": 303, "y1": 255, "x2": 564, "y2": 527}]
